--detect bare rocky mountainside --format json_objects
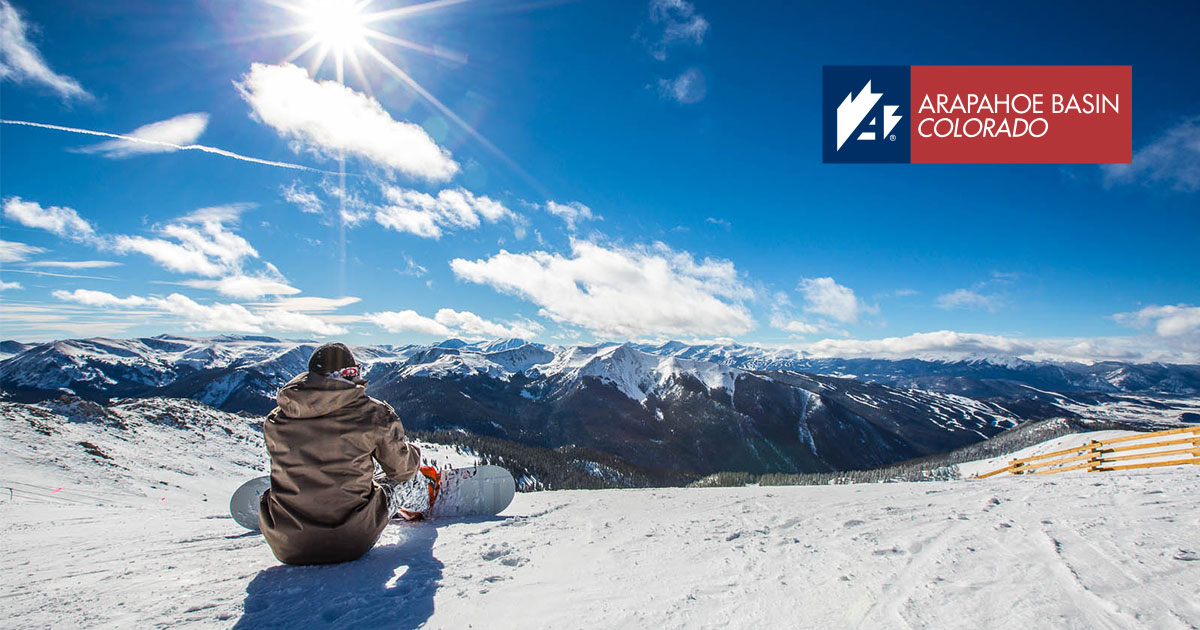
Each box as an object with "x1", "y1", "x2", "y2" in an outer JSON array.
[{"x1": 2, "y1": 335, "x2": 1197, "y2": 484}]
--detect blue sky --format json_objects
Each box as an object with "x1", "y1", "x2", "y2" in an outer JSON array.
[{"x1": 1, "y1": 0, "x2": 1198, "y2": 362}]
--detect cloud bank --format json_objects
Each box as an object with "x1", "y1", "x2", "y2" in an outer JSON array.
[
  {"x1": 53, "y1": 289, "x2": 347, "y2": 336},
  {"x1": 366, "y1": 308, "x2": 539, "y2": 339},
  {"x1": 451, "y1": 240, "x2": 754, "y2": 338}
]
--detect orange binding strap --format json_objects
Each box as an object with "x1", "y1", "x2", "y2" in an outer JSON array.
[{"x1": 420, "y1": 466, "x2": 441, "y2": 512}]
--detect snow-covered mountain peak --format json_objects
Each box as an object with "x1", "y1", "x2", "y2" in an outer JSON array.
[{"x1": 528, "y1": 343, "x2": 743, "y2": 402}]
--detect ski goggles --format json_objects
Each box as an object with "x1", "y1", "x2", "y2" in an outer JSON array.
[{"x1": 336, "y1": 365, "x2": 363, "y2": 380}]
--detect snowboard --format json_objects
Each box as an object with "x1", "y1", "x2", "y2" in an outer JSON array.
[
  {"x1": 428, "y1": 465, "x2": 517, "y2": 519},
  {"x1": 230, "y1": 475, "x2": 272, "y2": 530},
  {"x1": 229, "y1": 465, "x2": 516, "y2": 530}
]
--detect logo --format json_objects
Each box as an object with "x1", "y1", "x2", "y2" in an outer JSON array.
[
  {"x1": 822, "y1": 65, "x2": 1132, "y2": 164},
  {"x1": 823, "y1": 66, "x2": 910, "y2": 163},
  {"x1": 836, "y1": 81, "x2": 903, "y2": 150}
]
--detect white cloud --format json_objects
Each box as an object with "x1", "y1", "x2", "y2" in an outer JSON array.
[
  {"x1": 0, "y1": 238, "x2": 44, "y2": 262},
  {"x1": 373, "y1": 205, "x2": 440, "y2": 238},
  {"x1": 936, "y1": 288, "x2": 1000, "y2": 312},
  {"x1": 181, "y1": 274, "x2": 300, "y2": 299},
  {"x1": 3, "y1": 197, "x2": 98, "y2": 242},
  {"x1": 1102, "y1": 116, "x2": 1200, "y2": 193},
  {"x1": 774, "y1": 318, "x2": 821, "y2": 335},
  {"x1": 769, "y1": 311, "x2": 846, "y2": 337},
  {"x1": 1115, "y1": 304, "x2": 1200, "y2": 337},
  {"x1": 433, "y1": 308, "x2": 540, "y2": 339},
  {"x1": 790, "y1": 329, "x2": 1199, "y2": 365},
  {"x1": 52, "y1": 289, "x2": 346, "y2": 335},
  {"x1": 396, "y1": 255, "x2": 428, "y2": 277},
  {"x1": 152, "y1": 293, "x2": 264, "y2": 333},
  {"x1": 365, "y1": 309, "x2": 451, "y2": 336},
  {"x1": 657, "y1": 68, "x2": 706, "y2": 104},
  {"x1": 646, "y1": 0, "x2": 709, "y2": 60},
  {"x1": 257, "y1": 308, "x2": 347, "y2": 336},
  {"x1": 0, "y1": 0, "x2": 90, "y2": 100},
  {"x1": 0, "y1": 280, "x2": 21, "y2": 291},
  {"x1": 111, "y1": 205, "x2": 258, "y2": 277},
  {"x1": 258, "y1": 296, "x2": 361, "y2": 312},
  {"x1": 52, "y1": 288, "x2": 148, "y2": 308},
  {"x1": 705, "y1": 217, "x2": 731, "y2": 230},
  {"x1": 320, "y1": 181, "x2": 374, "y2": 226},
  {"x1": 77, "y1": 113, "x2": 209, "y2": 158},
  {"x1": 237, "y1": 63, "x2": 458, "y2": 181},
  {"x1": 799, "y1": 277, "x2": 870, "y2": 324},
  {"x1": 111, "y1": 235, "x2": 224, "y2": 276},
  {"x1": 24, "y1": 260, "x2": 120, "y2": 269},
  {"x1": 364, "y1": 308, "x2": 539, "y2": 339},
  {"x1": 7, "y1": 199, "x2": 301, "y2": 307},
  {"x1": 374, "y1": 187, "x2": 513, "y2": 239},
  {"x1": 451, "y1": 240, "x2": 754, "y2": 338},
  {"x1": 282, "y1": 182, "x2": 323, "y2": 214},
  {"x1": 4, "y1": 199, "x2": 268, "y2": 278},
  {"x1": 543, "y1": 201, "x2": 596, "y2": 231}
]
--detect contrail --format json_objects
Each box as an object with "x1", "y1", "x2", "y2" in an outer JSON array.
[{"x1": 2, "y1": 119, "x2": 339, "y2": 174}]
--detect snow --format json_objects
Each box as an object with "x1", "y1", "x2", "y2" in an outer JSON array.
[
  {"x1": 1056, "y1": 392, "x2": 1200, "y2": 425},
  {"x1": 5, "y1": 470, "x2": 1199, "y2": 628},
  {"x1": 4, "y1": 398, "x2": 1200, "y2": 628},
  {"x1": 531, "y1": 344, "x2": 741, "y2": 403},
  {"x1": 0, "y1": 335, "x2": 418, "y2": 395}
]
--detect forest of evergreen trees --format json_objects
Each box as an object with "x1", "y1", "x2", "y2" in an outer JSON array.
[{"x1": 415, "y1": 416, "x2": 1164, "y2": 491}]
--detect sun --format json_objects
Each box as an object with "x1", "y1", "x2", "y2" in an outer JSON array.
[
  {"x1": 265, "y1": 0, "x2": 469, "y2": 86},
  {"x1": 302, "y1": 0, "x2": 368, "y2": 55}
]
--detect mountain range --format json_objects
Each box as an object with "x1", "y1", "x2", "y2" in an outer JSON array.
[{"x1": 2, "y1": 334, "x2": 1197, "y2": 481}]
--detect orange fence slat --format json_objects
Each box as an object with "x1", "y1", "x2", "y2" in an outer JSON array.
[
  {"x1": 1008, "y1": 442, "x2": 1098, "y2": 465},
  {"x1": 1030, "y1": 461, "x2": 1097, "y2": 475},
  {"x1": 1017, "y1": 450, "x2": 1099, "y2": 471},
  {"x1": 974, "y1": 464, "x2": 1016, "y2": 479},
  {"x1": 1099, "y1": 447, "x2": 1200, "y2": 464},
  {"x1": 1093, "y1": 457, "x2": 1200, "y2": 472},
  {"x1": 1091, "y1": 426, "x2": 1199, "y2": 445},
  {"x1": 1098, "y1": 436, "x2": 1198, "y2": 455}
]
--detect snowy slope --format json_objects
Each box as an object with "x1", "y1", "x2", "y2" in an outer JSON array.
[
  {"x1": 0, "y1": 398, "x2": 477, "y2": 505},
  {"x1": 4, "y1": 466, "x2": 1198, "y2": 628},
  {"x1": 4, "y1": 399, "x2": 1200, "y2": 629}
]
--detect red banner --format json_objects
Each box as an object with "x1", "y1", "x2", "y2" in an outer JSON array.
[{"x1": 909, "y1": 66, "x2": 1131, "y2": 164}]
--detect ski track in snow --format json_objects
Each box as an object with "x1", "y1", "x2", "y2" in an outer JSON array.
[{"x1": 3, "y1": 469, "x2": 1199, "y2": 629}]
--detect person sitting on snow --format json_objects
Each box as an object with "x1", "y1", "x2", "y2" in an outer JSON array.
[{"x1": 258, "y1": 342, "x2": 437, "y2": 565}]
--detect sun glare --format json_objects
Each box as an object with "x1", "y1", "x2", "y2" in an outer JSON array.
[
  {"x1": 303, "y1": 0, "x2": 368, "y2": 53},
  {"x1": 261, "y1": 0, "x2": 536, "y2": 197},
  {"x1": 267, "y1": 0, "x2": 471, "y2": 86}
]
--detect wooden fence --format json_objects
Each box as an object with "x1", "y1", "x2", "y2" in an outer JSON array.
[{"x1": 975, "y1": 426, "x2": 1200, "y2": 479}]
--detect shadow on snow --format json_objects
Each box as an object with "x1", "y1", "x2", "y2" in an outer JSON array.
[{"x1": 235, "y1": 524, "x2": 443, "y2": 630}]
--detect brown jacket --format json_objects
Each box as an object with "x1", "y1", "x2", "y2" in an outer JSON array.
[{"x1": 259, "y1": 372, "x2": 421, "y2": 565}]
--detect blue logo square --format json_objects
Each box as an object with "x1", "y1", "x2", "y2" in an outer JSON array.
[{"x1": 823, "y1": 66, "x2": 911, "y2": 163}]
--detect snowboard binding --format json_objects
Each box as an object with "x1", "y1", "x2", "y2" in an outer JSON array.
[{"x1": 396, "y1": 465, "x2": 441, "y2": 521}]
